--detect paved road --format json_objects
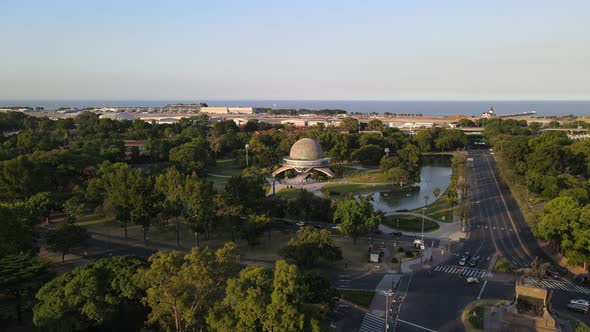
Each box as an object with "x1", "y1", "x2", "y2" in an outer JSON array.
[{"x1": 392, "y1": 148, "x2": 558, "y2": 331}]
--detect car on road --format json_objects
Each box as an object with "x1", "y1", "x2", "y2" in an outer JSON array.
[
  {"x1": 295, "y1": 221, "x2": 305, "y2": 227},
  {"x1": 574, "y1": 275, "x2": 589, "y2": 284},
  {"x1": 330, "y1": 224, "x2": 340, "y2": 230},
  {"x1": 545, "y1": 269, "x2": 561, "y2": 280},
  {"x1": 312, "y1": 224, "x2": 323, "y2": 230},
  {"x1": 466, "y1": 277, "x2": 480, "y2": 284},
  {"x1": 570, "y1": 299, "x2": 590, "y2": 307},
  {"x1": 390, "y1": 231, "x2": 403, "y2": 237},
  {"x1": 459, "y1": 257, "x2": 467, "y2": 266},
  {"x1": 469, "y1": 256, "x2": 480, "y2": 267},
  {"x1": 567, "y1": 302, "x2": 589, "y2": 314},
  {"x1": 462, "y1": 252, "x2": 471, "y2": 260}
]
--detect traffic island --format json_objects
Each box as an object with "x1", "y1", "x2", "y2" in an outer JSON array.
[{"x1": 461, "y1": 299, "x2": 507, "y2": 331}]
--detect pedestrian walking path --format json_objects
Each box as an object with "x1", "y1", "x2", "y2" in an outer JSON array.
[
  {"x1": 433, "y1": 264, "x2": 487, "y2": 278},
  {"x1": 359, "y1": 312, "x2": 386, "y2": 332},
  {"x1": 523, "y1": 277, "x2": 590, "y2": 295}
]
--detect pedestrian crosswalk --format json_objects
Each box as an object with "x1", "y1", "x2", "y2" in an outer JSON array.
[
  {"x1": 433, "y1": 264, "x2": 487, "y2": 278},
  {"x1": 336, "y1": 274, "x2": 351, "y2": 288},
  {"x1": 523, "y1": 278, "x2": 590, "y2": 295},
  {"x1": 359, "y1": 312, "x2": 386, "y2": 332}
]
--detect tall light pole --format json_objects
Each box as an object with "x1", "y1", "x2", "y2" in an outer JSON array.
[
  {"x1": 245, "y1": 144, "x2": 249, "y2": 167},
  {"x1": 422, "y1": 194, "x2": 430, "y2": 245},
  {"x1": 383, "y1": 289, "x2": 394, "y2": 331}
]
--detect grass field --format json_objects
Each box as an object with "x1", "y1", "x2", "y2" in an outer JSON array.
[
  {"x1": 205, "y1": 158, "x2": 243, "y2": 190},
  {"x1": 78, "y1": 214, "x2": 377, "y2": 271},
  {"x1": 340, "y1": 290, "x2": 375, "y2": 308},
  {"x1": 411, "y1": 192, "x2": 454, "y2": 223},
  {"x1": 382, "y1": 215, "x2": 439, "y2": 232},
  {"x1": 275, "y1": 188, "x2": 303, "y2": 200}
]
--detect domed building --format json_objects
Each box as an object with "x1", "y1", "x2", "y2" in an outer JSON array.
[{"x1": 272, "y1": 138, "x2": 335, "y2": 178}]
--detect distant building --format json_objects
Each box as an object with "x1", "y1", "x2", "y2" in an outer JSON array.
[
  {"x1": 165, "y1": 104, "x2": 201, "y2": 113},
  {"x1": 280, "y1": 119, "x2": 307, "y2": 127},
  {"x1": 201, "y1": 106, "x2": 259, "y2": 114},
  {"x1": 100, "y1": 112, "x2": 135, "y2": 121},
  {"x1": 481, "y1": 106, "x2": 496, "y2": 119}
]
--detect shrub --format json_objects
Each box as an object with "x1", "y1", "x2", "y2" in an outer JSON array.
[
  {"x1": 494, "y1": 256, "x2": 514, "y2": 273},
  {"x1": 398, "y1": 247, "x2": 405, "y2": 253},
  {"x1": 468, "y1": 305, "x2": 484, "y2": 329},
  {"x1": 391, "y1": 257, "x2": 398, "y2": 263},
  {"x1": 405, "y1": 251, "x2": 414, "y2": 258}
]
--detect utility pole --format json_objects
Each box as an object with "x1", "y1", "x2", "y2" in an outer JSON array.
[{"x1": 422, "y1": 194, "x2": 430, "y2": 245}]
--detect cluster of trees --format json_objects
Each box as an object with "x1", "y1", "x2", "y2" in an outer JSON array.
[
  {"x1": 486, "y1": 118, "x2": 590, "y2": 269},
  {"x1": 32, "y1": 243, "x2": 337, "y2": 332}
]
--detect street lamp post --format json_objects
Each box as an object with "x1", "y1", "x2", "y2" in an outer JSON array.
[
  {"x1": 384, "y1": 147, "x2": 390, "y2": 157},
  {"x1": 383, "y1": 289, "x2": 394, "y2": 331},
  {"x1": 245, "y1": 144, "x2": 249, "y2": 167},
  {"x1": 422, "y1": 194, "x2": 430, "y2": 245}
]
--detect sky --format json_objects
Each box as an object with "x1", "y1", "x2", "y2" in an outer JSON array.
[{"x1": 1, "y1": 0, "x2": 589, "y2": 101}]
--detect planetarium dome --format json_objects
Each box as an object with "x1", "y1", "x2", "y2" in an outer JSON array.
[{"x1": 289, "y1": 138, "x2": 325, "y2": 160}]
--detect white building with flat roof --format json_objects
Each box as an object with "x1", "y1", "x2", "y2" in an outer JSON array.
[{"x1": 201, "y1": 106, "x2": 258, "y2": 114}]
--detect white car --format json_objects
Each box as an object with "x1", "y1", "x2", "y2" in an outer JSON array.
[
  {"x1": 466, "y1": 277, "x2": 480, "y2": 284},
  {"x1": 570, "y1": 299, "x2": 590, "y2": 307},
  {"x1": 459, "y1": 258, "x2": 467, "y2": 266},
  {"x1": 295, "y1": 221, "x2": 305, "y2": 227}
]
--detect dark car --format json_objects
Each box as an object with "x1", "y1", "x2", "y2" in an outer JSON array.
[
  {"x1": 546, "y1": 269, "x2": 561, "y2": 280},
  {"x1": 469, "y1": 257, "x2": 480, "y2": 268},
  {"x1": 574, "y1": 275, "x2": 589, "y2": 284},
  {"x1": 390, "y1": 231, "x2": 403, "y2": 237}
]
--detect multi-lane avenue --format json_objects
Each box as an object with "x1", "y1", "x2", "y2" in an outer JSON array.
[{"x1": 393, "y1": 149, "x2": 574, "y2": 332}]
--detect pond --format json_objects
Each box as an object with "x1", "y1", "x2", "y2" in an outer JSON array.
[{"x1": 360, "y1": 156, "x2": 453, "y2": 213}]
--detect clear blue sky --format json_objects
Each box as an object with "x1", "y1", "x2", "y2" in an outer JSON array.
[{"x1": 1, "y1": 0, "x2": 589, "y2": 100}]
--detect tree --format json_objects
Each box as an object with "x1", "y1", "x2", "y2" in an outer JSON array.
[
  {"x1": 136, "y1": 243, "x2": 240, "y2": 332},
  {"x1": 280, "y1": 227, "x2": 342, "y2": 269},
  {"x1": 339, "y1": 117, "x2": 359, "y2": 133},
  {"x1": 351, "y1": 144, "x2": 384, "y2": 165},
  {"x1": 33, "y1": 256, "x2": 147, "y2": 332},
  {"x1": 46, "y1": 224, "x2": 90, "y2": 262},
  {"x1": 366, "y1": 119, "x2": 384, "y2": 131},
  {"x1": 207, "y1": 260, "x2": 323, "y2": 332},
  {"x1": 0, "y1": 201, "x2": 36, "y2": 257},
  {"x1": 387, "y1": 167, "x2": 411, "y2": 187},
  {"x1": 434, "y1": 129, "x2": 467, "y2": 152},
  {"x1": 62, "y1": 196, "x2": 85, "y2": 224},
  {"x1": 0, "y1": 253, "x2": 49, "y2": 325},
  {"x1": 27, "y1": 192, "x2": 56, "y2": 224},
  {"x1": 243, "y1": 214, "x2": 272, "y2": 247},
  {"x1": 457, "y1": 118, "x2": 476, "y2": 127},
  {"x1": 432, "y1": 187, "x2": 441, "y2": 199},
  {"x1": 184, "y1": 174, "x2": 217, "y2": 244},
  {"x1": 535, "y1": 197, "x2": 581, "y2": 253},
  {"x1": 155, "y1": 167, "x2": 185, "y2": 247},
  {"x1": 169, "y1": 138, "x2": 211, "y2": 174},
  {"x1": 333, "y1": 196, "x2": 382, "y2": 244}
]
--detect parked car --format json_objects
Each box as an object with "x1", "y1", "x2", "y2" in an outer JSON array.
[
  {"x1": 570, "y1": 299, "x2": 590, "y2": 307},
  {"x1": 567, "y1": 302, "x2": 589, "y2": 313},
  {"x1": 546, "y1": 269, "x2": 561, "y2": 280}
]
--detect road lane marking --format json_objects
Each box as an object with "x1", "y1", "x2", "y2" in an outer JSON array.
[
  {"x1": 477, "y1": 280, "x2": 488, "y2": 300},
  {"x1": 397, "y1": 319, "x2": 438, "y2": 332},
  {"x1": 485, "y1": 156, "x2": 532, "y2": 260}
]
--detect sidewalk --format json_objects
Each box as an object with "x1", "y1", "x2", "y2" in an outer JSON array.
[
  {"x1": 379, "y1": 219, "x2": 463, "y2": 241},
  {"x1": 401, "y1": 247, "x2": 450, "y2": 272}
]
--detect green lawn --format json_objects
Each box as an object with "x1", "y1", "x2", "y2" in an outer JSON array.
[
  {"x1": 206, "y1": 158, "x2": 242, "y2": 176},
  {"x1": 382, "y1": 215, "x2": 439, "y2": 232},
  {"x1": 346, "y1": 169, "x2": 390, "y2": 183},
  {"x1": 275, "y1": 188, "x2": 302, "y2": 200},
  {"x1": 340, "y1": 290, "x2": 375, "y2": 308},
  {"x1": 410, "y1": 191, "x2": 454, "y2": 223}
]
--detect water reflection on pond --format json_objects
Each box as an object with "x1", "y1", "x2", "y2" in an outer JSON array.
[{"x1": 360, "y1": 156, "x2": 453, "y2": 213}]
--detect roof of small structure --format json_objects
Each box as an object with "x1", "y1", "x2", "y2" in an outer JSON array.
[{"x1": 289, "y1": 138, "x2": 324, "y2": 161}]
